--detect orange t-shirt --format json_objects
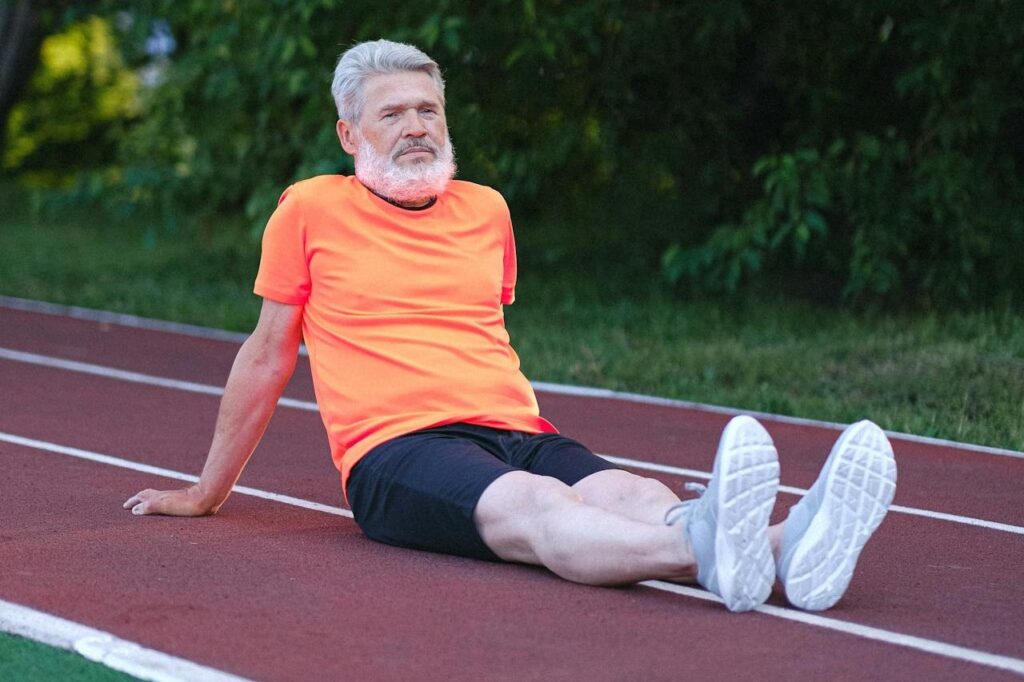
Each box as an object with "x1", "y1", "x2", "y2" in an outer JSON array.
[{"x1": 254, "y1": 175, "x2": 556, "y2": 490}]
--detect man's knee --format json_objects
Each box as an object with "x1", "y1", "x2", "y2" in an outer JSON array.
[{"x1": 575, "y1": 470, "x2": 674, "y2": 507}]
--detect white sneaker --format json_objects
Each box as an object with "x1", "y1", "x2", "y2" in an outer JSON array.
[
  {"x1": 666, "y1": 415, "x2": 780, "y2": 612},
  {"x1": 777, "y1": 420, "x2": 897, "y2": 611}
]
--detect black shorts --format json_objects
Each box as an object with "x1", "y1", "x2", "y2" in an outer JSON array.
[{"x1": 346, "y1": 422, "x2": 620, "y2": 561}]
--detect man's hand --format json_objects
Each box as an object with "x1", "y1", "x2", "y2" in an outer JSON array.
[{"x1": 122, "y1": 485, "x2": 217, "y2": 516}]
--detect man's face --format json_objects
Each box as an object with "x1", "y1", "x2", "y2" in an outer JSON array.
[
  {"x1": 355, "y1": 71, "x2": 447, "y2": 166},
  {"x1": 336, "y1": 71, "x2": 456, "y2": 204}
]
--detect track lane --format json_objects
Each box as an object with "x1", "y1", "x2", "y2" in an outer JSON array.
[
  {"x1": 7, "y1": 345, "x2": 1020, "y2": 537},
  {"x1": 0, "y1": 358, "x2": 340, "y2": 507},
  {"x1": 2, "y1": 357, "x2": 1023, "y2": 666},
  {"x1": 2, "y1": 353, "x2": 1021, "y2": 532},
  {"x1": 3, "y1": 442, "x2": 1022, "y2": 681}
]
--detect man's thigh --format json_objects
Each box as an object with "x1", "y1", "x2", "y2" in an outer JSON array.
[{"x1": 346, "y1": 429, "x2": 516, "y2": 561}]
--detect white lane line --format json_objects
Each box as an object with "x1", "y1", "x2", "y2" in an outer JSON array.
[
  {"x1": 2, "y1": 347, "x2": 1021, "y2": 536},
  {"x1": 0, "y1": 432, "x2": 350, "y2": 518},
  {"x1": 0, "y1": 599, "x2": 253, "y2": 682},
  {"x1": 0, "y1": 348, "x2": 317, "y2": 412},
  {"x1": 3, "y1": 431, "x2": 1022, "y2": 678},
  {"x1": 2, "y1": 296, "x2": 1020, "y2": 459},
  {"x1": 642, "y1": 582, "x2": 1024, "y2": 677}
]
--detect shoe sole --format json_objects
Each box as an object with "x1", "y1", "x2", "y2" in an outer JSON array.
[
  {"x1": 713, "y1": 416, "x2": 780, "y2": 612},
  {"x1": 782, "y1": 421, "x2": 897, "y2": 611}
]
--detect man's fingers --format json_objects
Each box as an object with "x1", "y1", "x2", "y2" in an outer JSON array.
[
  {"x1": 122, "y1": 487, "x2": 207, "y2": 517},
  {"x1": 122, "y1": 491, "x2": 145, "y2": 509},
  {"x1": 123, "y1": 490, "x2": 155, "y2": 514}
]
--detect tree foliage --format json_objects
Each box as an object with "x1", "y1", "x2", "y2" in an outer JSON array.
[
  {"x1": 12, "y1": 0, "x2": 1024, "y2": 307},
  {"x1": 2, "y1": 14, "x2": 137, "y2": 182},
  {"x1": 660, "y1": 1, "x2": 1024, "y2": 306}
]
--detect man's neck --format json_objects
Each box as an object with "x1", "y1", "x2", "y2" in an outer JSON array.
[{"x1": 366, "y1": 185, "x2": 437, "y2": 210}]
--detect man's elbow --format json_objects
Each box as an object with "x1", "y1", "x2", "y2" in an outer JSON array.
[
  {"x1": 258, "y1": 350, "x2": 298, "y2": 388},
  {"x1": 239, "y1": 338, "x2": 298, "y2": 387}
]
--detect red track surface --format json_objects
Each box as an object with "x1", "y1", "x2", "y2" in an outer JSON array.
[{"x1": 2, "y1": 304, "x2": 1023, "y2": 681}]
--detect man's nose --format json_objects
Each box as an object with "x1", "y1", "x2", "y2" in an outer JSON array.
[{"x1": 402, "y1": 110, "x2": 428, "y2": 136}]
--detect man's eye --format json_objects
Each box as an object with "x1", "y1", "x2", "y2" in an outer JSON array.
[{"x1": 383, "y1": 112, "x2": 399, "y2": 119}]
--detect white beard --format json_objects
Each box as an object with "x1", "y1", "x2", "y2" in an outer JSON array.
[{"x1": 354, "y1": 133, "x2": 457, "y2": 204}]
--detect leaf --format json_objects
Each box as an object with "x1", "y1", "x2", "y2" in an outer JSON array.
[{"x1": 805, "y1": 209, "x2": 828, "y2": 235}]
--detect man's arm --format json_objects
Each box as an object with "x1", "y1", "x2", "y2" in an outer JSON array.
[{"x1": 123, "y1": 299, "x2": 304, "y2": 516}]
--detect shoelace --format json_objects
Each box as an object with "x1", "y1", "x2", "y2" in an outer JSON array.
[{"x1": 664, "y1": 481, "x2": 708, "y2": 525}]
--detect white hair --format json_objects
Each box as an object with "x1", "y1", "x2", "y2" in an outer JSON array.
[{"x1": 331, "y1": 39, "x2": 446, "y2": 122}]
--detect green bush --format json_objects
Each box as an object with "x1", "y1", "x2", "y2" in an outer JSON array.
[{"x1": 662, "y1": 1, "x2": 1024, "y2": 306}]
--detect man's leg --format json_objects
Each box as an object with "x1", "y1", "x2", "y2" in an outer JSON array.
[
  {"x1": 349, "y1": 425, "x2": 698, "y2": 584},
  {"x1": 571, "y1": 469, "x2": 787, "y2": 560},
  {"x1": 474, "y1": 471, "x2": 698, "y2": 585},
  {"x1": 351, "y1": 420, "x2": 779, "y2": 609},
  {"x1": 514, "y1": 431, "x2": 786, "y2": 560},
  {"x1": 475, "y1": 415, "x2": 781, "y2": 609}
]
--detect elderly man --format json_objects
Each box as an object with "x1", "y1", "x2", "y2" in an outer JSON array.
[{"x1": 124, "y1": 40, "x2": 897, "y2": 612}]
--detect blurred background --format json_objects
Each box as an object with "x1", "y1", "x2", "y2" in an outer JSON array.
[{"x1": 2, "y1": 0, "x2": 1022, "y2": 447}]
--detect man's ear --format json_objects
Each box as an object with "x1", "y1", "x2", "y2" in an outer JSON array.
[{"x1": 336, "y1": 119, "x2": 358, "y2": 155}]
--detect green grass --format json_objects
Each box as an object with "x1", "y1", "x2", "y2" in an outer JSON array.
[
  {"x1": 0, "y1": 200, "x2": 262, "y2": 332},
  {"x1": 1, "y1": 184, "x2": 1021, "y2": 451},
  {"x1": 506, "y1": 276, "x2": 1024, "y2": 449},
  {"x1": 0, "y1": 632, "x2": 138, "y2": 681}
]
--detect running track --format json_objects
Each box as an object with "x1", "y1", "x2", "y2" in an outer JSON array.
[{"x1": 1, "y1": 299, "x2": 1022, "y2": 681}]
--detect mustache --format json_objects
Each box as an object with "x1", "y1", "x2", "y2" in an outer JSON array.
[{"x1": 392, "y1": 138, "x2": 440, "y2": 157}]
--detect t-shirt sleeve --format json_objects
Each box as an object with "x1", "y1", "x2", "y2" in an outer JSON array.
[
  {"x1": 501, "y1": 213, "x2": 517, "y2": 305},
  {"x1": 253, "y1": 186, "x2": 312, "y2": 305}
]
